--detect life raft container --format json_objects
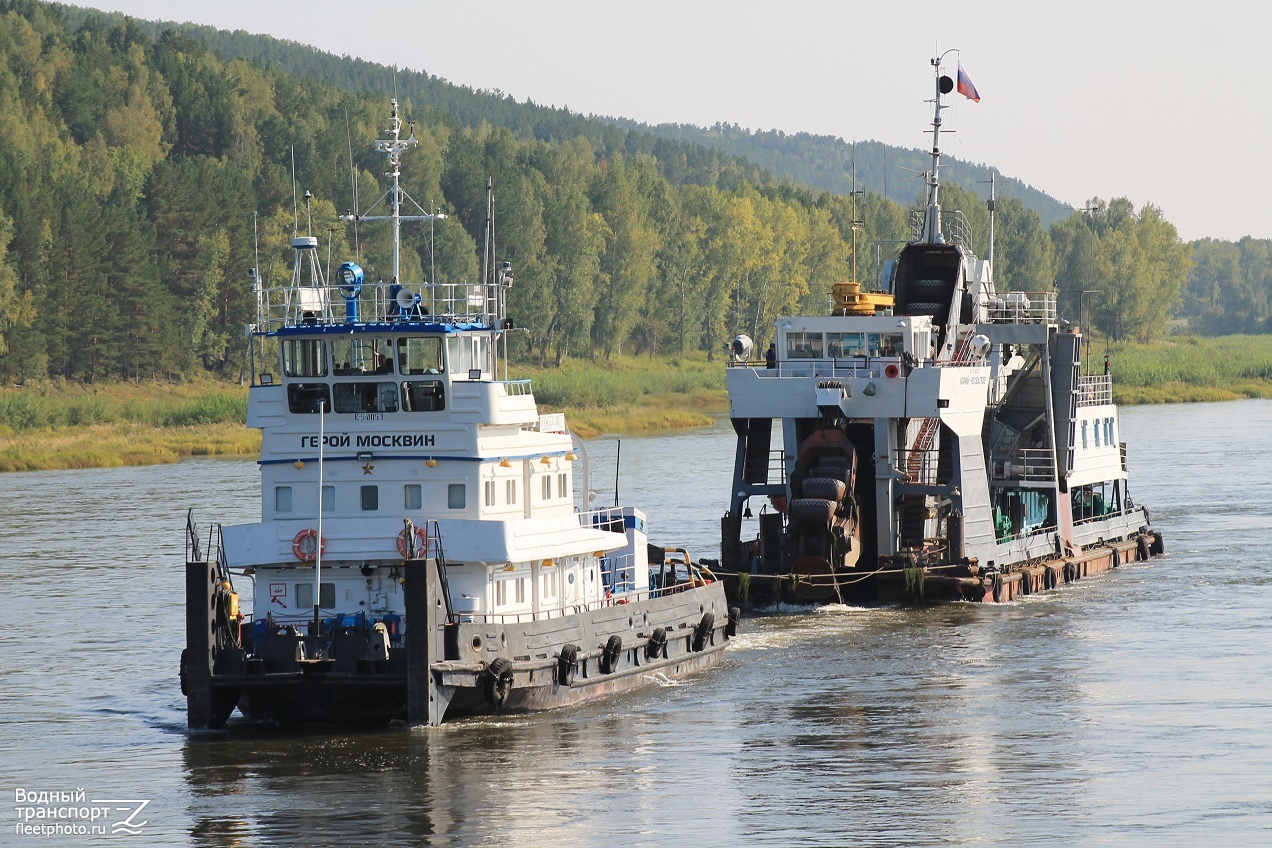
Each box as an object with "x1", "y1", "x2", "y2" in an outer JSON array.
[{"x1": 292, "y1": 529, "x2": 325, "y2": 562}]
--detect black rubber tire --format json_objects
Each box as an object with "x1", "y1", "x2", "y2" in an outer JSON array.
[
  {"x1": 1137, "y1": 535, "x2": 1151, "y2": 562},
  {"x1": 645, "y1": 628, "x2": 667, "y2": 660},
  {"x1": 906, "y1": 301, "x2": 943, "y2": 316},
  {"x1": 484, "y1": 657, "x2": 514, "y2": 710},
  {"x1": 600, "y1": 635, "x2": 623, "y2": 674},
  {"x1": 1063, "y1": 562, "x2": 1078, "y2": 583},
  {"x1": 179, "y1": 648, "x2": 188, "y2": 697},
  {"x1": 692, "y1": 612, "x2": 715, "y2": 652},
  {"x1": 725, "y1": 607, "x2": 741, "y2": 638},
  {"x1": 1020, "y1": 570, "x2": 1033, "y2": 596},
  {"x1": 558, "y1": 643, "x2": 579, "y2": 686}
]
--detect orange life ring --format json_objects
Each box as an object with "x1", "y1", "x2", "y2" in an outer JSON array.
[
  {"x1": 292, "y1": 528, "x2": 325, "y2": 562},
  {"x1": 884, "y1": 363, "x2": 901, "y2": 378},
  {"x1": 396, "y1": 525, "x2": 429, "y2": 559}
]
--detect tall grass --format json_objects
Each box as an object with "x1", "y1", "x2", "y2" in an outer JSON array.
[
  {"x1": 520, "y1": 353, "x2": 725, "y2": 410},
  {"x1": 1107, "y1": 335, "x2": 1272, "y2": 403},
  {"x1": 0, "y1": 380, "x2": 248, "y2": 433}
]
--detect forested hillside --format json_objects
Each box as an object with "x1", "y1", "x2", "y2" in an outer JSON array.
[
  {"x1": 614, "y1": 125, "x2": 1075, "y2": 227},
  {"x1": 0, "y1": 1, "x2": 1254, "y2": 387}
]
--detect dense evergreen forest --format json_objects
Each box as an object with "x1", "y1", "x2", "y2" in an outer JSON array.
[{"x1": 0, "y1": 1, "x2": 1262, "y2": 385}]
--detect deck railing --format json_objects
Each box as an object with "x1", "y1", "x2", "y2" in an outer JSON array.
[
  {"x1": 985, "y1": 292, "x2": 1057, "y2": 325},
  {"x1": 990, "y1": 448, "x2": 1056, "y2": 482},
  {"x1": 909, "y1": 209, "x2": 973, "y2": 247},
  {"x1": 254, "y1": 280, "x2": 499, "y2": 332},
  {"x1": 1077, "y1": 374, "x2": 1113, "y2": 406}
]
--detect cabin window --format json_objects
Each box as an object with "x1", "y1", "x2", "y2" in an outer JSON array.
[
  {"x1": 322, "y1": 485, "x2": 335, "y2": 512},
  {"x1": 404, "y1": 484, "x2": 422, "y2": 510},
  {"x1": 785, "y1": 331, "x2": 823, "y2": 359},
  {"x1": 252, "y1": 335, "x2": 281, "y2": 386},
  {"x1": 360, "y1": 485, "x2": 379, "y2": 511},
  {"x1": 826, "y1": 332, "x2": 866, "y2": 357},
  {"x1": 1106, "y1": 418, "x2": 1115, "y2": 445},
  {"x1": 543, "y1": 570, "x2": 558, "y2": 599},
  {"x1": 495, "y1": 580, "x2": 507, "y2": 607},
  {"x1": 558, "y1": 473, "x2": 568, "y2": 499},
  {"x1": 484, "y1": 480, "x2": 496, "y2": 507},
  {"x1": 867, "y1": 333, "x2": 902, "y2": 356},
  {"x1": 448, "y1": 484, "x2": 466, "y2": 509},
  {"x1": 515, "y1": 578, "x2": 527, "y2": 604},
  {"x1": 296, "y1": 582, "x2": 336, "y2": 610},
  {"x1": 447, "y1": 334, "x2": 491, "y2": 377},
  {"x1": 275, "y1": 486, "x2": 293, "y2": 513},
  {"x1": 401, "y1": 380, "x2": 445, "y2": 412},
  {"x1": 397, "y1": 337, "x2": 445, "y2": 375},
  {"x1": 1094, "y1": 422, "x2": 1101, "y2": 447},
  {"x1": 334, "y1": 381, "x2": 398, "y2": 413},
  {"x1": 332, "y1": 337, "x2": 394, "y2": 376},
  {"x1": 506, "y1": 480, "x2": 518, "y2": 505},
  {"x1": 282, "y1": 338, "x2": 327, "y2": 377},
  {"x1": 541, "y1": 475, "x2": 552, "y2": 500},
  {"x1": 1081, "y1": 421, "x2": 1089, "y2": 449},
  {"x1": 287, "y1": 383, "x2": 330, "y2": 414}
]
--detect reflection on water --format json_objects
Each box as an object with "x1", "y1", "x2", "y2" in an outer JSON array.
[{"x1": 1, "y1": 402, "x2": 1271, "y2": 845}]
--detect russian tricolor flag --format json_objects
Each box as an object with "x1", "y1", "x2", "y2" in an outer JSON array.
[{"x1": 957, "y1": 64, "x2": 980, "y2": 102}]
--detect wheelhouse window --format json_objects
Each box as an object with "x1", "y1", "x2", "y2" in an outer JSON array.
[
  {"x1": 332, "y1": 336, "x2": 394, "y2": 376},
  {"x1": 785, "y1": 331, "x2": 823, "y2": 359},
  {"x1": 322, "y1": 485, "x2": 335, "y2": 513},
  {"x1": 448, "y1": 484, "x2": 466, "y2": 509},
  {"x1": 334, "y1": 381, "x2": 398, "y2": 413},
  {"x1": 401, "y1": 380, "x2": 445, "y2": 412},
  {"x1": 404, "y1": 484, "x2": 422, "y2": 510},
  {"x1": 360, "y1": 485, "x2": 379, "y2": 511},
  {"x1": 282, "y1": 338, "x2": 327, "y2": 377},
  {"x1": 447, "y1": 334, "x2": 491, "y2": 377},
  {"x1": 867, "y1": 333, "x2": 902, "y2": 356},
  {"x1": 275, "y1": 486, "x2": 293, "y2": 513},
  {"x1": 826, "y1": 332, "x2": 866, "y2": 357},
  {"x1": 287, "y1": 383, "x2": 330, "y2": 414},
  {"x1": 252, "y1": 335, "x2": 281, "y2": 386},
  {"x1": 397, "y1": 337, "x2": 445, "y2": 375}
]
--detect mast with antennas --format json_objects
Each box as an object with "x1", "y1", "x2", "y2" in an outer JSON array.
[{"x1": 338, "y1": 99, "x2": 446, "y2": 284}]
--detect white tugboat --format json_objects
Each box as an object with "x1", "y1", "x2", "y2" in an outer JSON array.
[
  {"x1": 719, "y1": 56, "x2": 1163, "y2": 605},
  {"x1": 182, "y1": 101, "x2": 735, "y2": 729}
]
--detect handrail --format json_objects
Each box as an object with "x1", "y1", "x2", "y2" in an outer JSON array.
[
  {"x1": 254, "y1": 280, "x2": 499, "y2": 333},
  {"x1": 1076, "y1": 374, "x2": 1113, "y2": 406}
]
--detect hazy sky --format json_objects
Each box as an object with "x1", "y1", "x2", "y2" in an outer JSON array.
[{"x1": 72, "y1": 0, "x2": 1267, "y2": 242}]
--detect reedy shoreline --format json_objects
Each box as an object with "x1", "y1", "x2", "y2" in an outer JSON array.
[{"x1": 2, "y1": 339, "x2": 1269, "y2": 473}]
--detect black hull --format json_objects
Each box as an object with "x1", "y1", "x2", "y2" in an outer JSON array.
[{"x1": 187, "y1": 566, "x2": 735, "y2": 729}]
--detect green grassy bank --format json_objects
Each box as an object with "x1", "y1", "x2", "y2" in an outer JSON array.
[
  {"x1": 2, "y1": 338, "x2": 1269, "y2": 473},
  {"x1": 1106, "y1": 334, "x2": 1272, "y2": 404},
  {"x1": 0, "y1": 354, "x2": 730, "y2": 472}
]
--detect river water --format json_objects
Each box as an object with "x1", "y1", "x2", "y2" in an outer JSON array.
[{"x1": 1, "y1": 400, "x2": 1270, "y2": 847}]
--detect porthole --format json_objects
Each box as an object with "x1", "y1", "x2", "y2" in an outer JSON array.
[{"x1": 472, "y1": 635, "x2": 482, "y2": 651}]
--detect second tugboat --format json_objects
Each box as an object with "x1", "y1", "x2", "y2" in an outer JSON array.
[
  {"x1": 182, "y1": 101, "x2": 736, "y2": 729},
  {"x1": 719, "y1": 56, "x2": 1164, "y2": 606}
]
